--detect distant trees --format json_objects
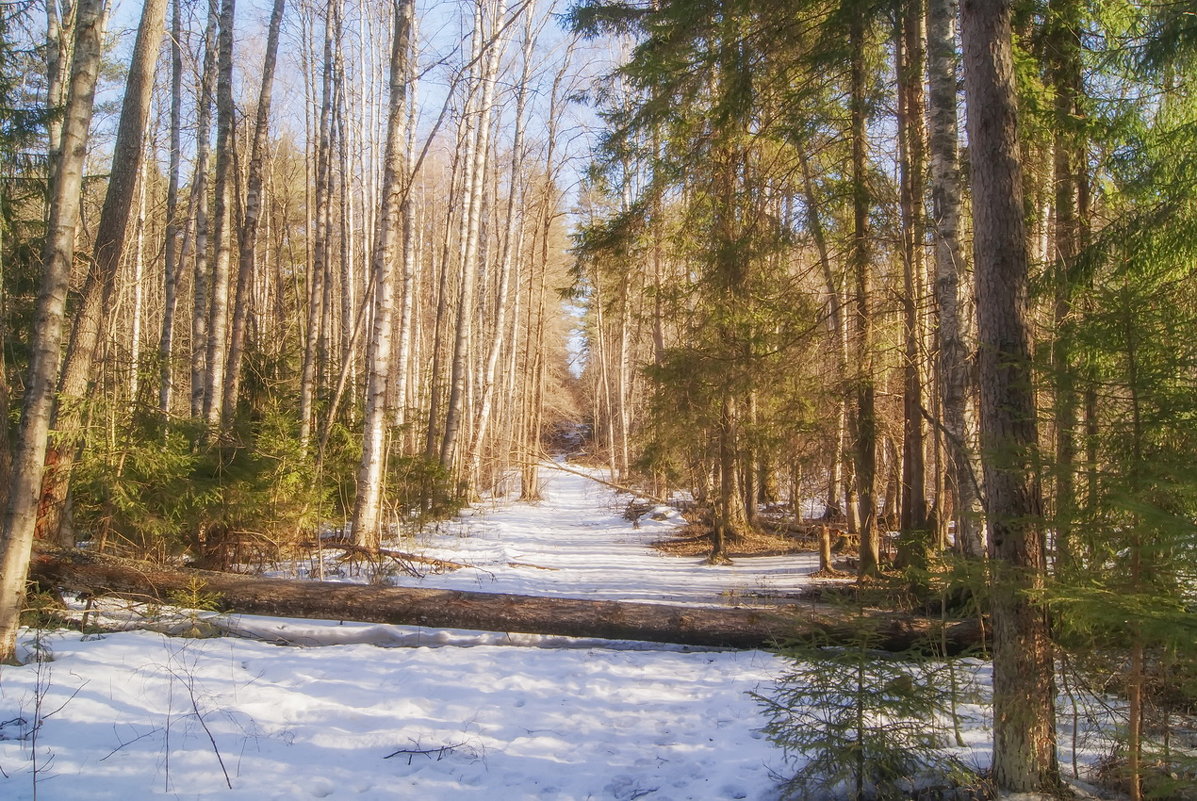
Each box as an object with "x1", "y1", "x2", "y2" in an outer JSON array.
[{"x1": 0, "y1": 0, "x2": 582, "y2": 656}]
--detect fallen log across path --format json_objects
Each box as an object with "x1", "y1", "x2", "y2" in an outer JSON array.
[{"x1": 30, "y1": 546, "x2": 982, "y2": 654}]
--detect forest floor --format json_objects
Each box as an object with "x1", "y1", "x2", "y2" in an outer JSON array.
[{"x1": 0, "y1": 463, "x2": 1113, "y2": 800}]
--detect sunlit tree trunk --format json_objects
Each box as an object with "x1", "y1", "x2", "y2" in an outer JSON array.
[
  {"x1": 0, "y1": 0, "x2": 103, "y2": 664},
  {"x1": 391, "y1": 11, "x2": 420, "y2": 440},
  {"x1": 353, "y1": 0, "x2": 415, "y2": 549},
  {"x1": 897, "y1": 0, "x2": 929, "y2": 564},
  {"x1": 800, "y1": 149, "x2": 848, "y2": 523},
  {"x1": 191, "y1": 0, "x2": 218, "y2": 419},
  {"x1": 927, "y1": 0, "x2": 980, "y2": 557},
  {"x1": 299, "y1": 0, "x2": 340, "y2": 448},
  {"x1": 441, "y1": 0, "x2": 508, "y2": 475},
  {"x1": 849, "y1": 9, "x2": 880, "y2": 577},
  {"x1": 158, "y1": 0, "x2": 184, "y2": 414},
  {"x1": 44, "y1": 0, "x2": 74, "y2": 171},
  {"x1": 468, "y1": 6, "x2": 532, "y2": 492},
  {"x1": 960, "y1": 0, "x2": 1059, "y2": 790},
  {"x1": 37, "y1": 0, "x2": 168, "y2": 545},
  {"x1": 129, "y1": 159, "x2": 148, "y2": 404},
  {"x1": 223, "y1": 0, "x2": 286, "y2": 425},
  {"x1": 202, "y1": 0, "x2": 236, "y2": 429}
]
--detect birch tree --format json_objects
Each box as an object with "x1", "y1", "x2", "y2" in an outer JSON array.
[
  {"x1": 190, "y1": 0, "x2": 218, "y2": 418},
  {"x1": 466, "y1": 7, "x2": 535, "y2": 492},
  {"x1": 439, "y1": 0, "x2": 509, "y2": 475},
  {"x1": 927, "y1": 0, "x2": 980, "y2": 557},
  {"x1": 158, "y1": 0, "x2": 185, "y2": 414},
  {"x1": 202, "y1": 0, "x2": 236, "y2": 429},
  {"x1": 298, "y1": 0, "x2": 341, "y2": 447},
  {"x1": 222, "y1": 0, "x2": 287, "y2": 424},
  {"x1": 352, "y1": 0, "x2": 415, "y2": 549},
  {"x1": 36, "y1": 0, "x2": 169, "y2": 545},
  {"x1": 0, "y1": 0, "x2": 103, "y2": 663}
]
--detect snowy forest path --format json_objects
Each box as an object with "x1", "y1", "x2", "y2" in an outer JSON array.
[{"x1": 388, "y1": 461, "x2": 823, "y2": 607}]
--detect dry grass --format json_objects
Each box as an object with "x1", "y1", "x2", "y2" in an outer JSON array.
[{"x1": 651, "y1": 522, "x2": 813, "y2": 559}]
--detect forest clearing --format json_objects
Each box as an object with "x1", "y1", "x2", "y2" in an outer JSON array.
[{"x1": 1, "y1": 0, "x2": 1196, "y2": 798}]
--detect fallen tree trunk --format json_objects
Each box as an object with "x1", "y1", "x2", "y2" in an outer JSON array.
[{"x1": 30, "y1": 546, "x2": 982, "y2": 653}]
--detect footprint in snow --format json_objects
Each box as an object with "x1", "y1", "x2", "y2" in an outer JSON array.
[{"x1": 604, "y1": 774, "x2": 659, "y2": 800}]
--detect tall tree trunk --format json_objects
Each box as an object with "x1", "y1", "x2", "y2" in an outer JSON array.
[
  {"x1": 467, "y1": 6, "x2": 531, "y2": 493},
  {"x1": 849, "y1": 10, "x2": 880, "y2": 578},
  {"x1": 158, "y1": 0, "x2": 184, "y2": 415},
  {"x1": 800, "y1": 153, "x2": 849, "y2": 523},
  {"x1": 352, "y1": 0, "x2": 415, "y2": 550},
  {"x1": 299, "y1": 0, "x2": 339, "y2": 448},
  {"x1": 202, "y1": 0, "x2": 236, "y2": 430},
  {"x1": 43, "y1": 0, "x2": 74, "y2": 172},
  {"x1": 960, "y1": 0, "x2": 1059, "y2": 791},
  {"x1": 390, "y1": 13, "x2": 420, "y2": 440},
  {"x1": 36, "y1": 0, "x2": 169, "y2": 546},
  {"x1": 897, "y1": 0, "x2": 929, "y2": 565},
  {"x1": 129, "y1": 158, "x2": 148, "y2": 403},
  {"x1": 441, "y1": 0, "x2": 508, "y2": 475},
  {"x1": 222, "y1": 0, "x2": 286, "y2": 425},
  {"x1": 927, "y1": 0, "x2": 981, "y2": 558},
  {"x1": 191, "y1": 0, "x2": 219, "y2": 419},
  {"x1": 1046, "y1": 0, "x2": 1083, "y2": 574},
  {"x1": 0, "y1": 0, "x2": 103, "y2": 664}
]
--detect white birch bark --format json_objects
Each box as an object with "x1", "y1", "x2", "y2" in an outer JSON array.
[
  {"x1": 202, "y1": 0, "x2": 236, "y2": 429},
  {"x1": 299, "y1": 0, "x2": 339, "y2": 448},
  {"x1": 439, "y1": 0, "x2": 509, "y2": 473},
  {"x1": 222, "y1": 0, "x2": 286, "y2": 425},
  {"x1": 0, "y1": 0, "x2": 103, "y2": 663},
  {"x1": 391, "y1": 10, "x2": 420, "y2": 435},
  {"x1": 927, "y1": 0, "x2": 981, "y2": 556},
  {"x1": 158, "y1": 0, "x2": 184, "y2": 414},
  {"x1": 467, "y1": 5, "x2": 532, "y2": 491},
  {"x1": 352, "y1": 0, "x2": 415, "y2": 548},
  {"x1": 191, "y1": 0, "x2": 218, "y2": 418}
]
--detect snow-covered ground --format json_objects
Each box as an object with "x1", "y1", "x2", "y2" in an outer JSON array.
[
  {"x1": 285, "y1": 461, "x2": 823, "y2": 607},
  {"x1": 0, "y1": 464, "x2": 1106, "y2": 800}
]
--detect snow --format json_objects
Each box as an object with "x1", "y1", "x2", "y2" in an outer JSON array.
[
  {"x1": 1, "y1": 629, "x2": 785, "y2": 800},
  {"x1": 284, "y1": 462, "x2": 823, "y2": 607},
  {"x1": 0, "y1": 463, "x2": 1107, "y2": 799}
]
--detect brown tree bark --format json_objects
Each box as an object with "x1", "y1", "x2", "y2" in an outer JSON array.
[
  {"x1": 960, "y1": 0, "x2": 1059, "y2": 791},
  {"x1": 29, "y1": 546, "x2": 982, "y2": 654},
  {"x1": 849, "y1": 11, "x2": 880, "y2": 578},
  {"x1": 897, "y1": 0, "x2": 929, "y2": 560},
  {"x1": 1046, "y1": 0, "x2": 1084, "y2": 574}
]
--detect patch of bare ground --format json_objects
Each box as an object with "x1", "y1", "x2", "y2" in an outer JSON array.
[{"x1": 651, "y1": 522, "x2": 813, "y2": 559}]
